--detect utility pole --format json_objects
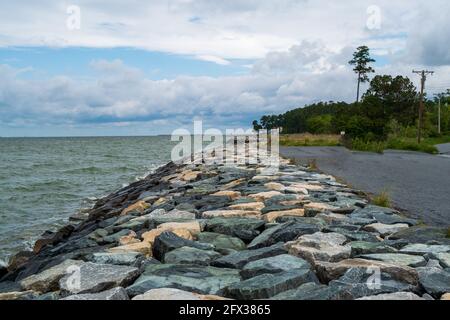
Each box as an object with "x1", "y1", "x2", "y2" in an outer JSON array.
[
  {"x1": 438, "y1": 97, "x2": 441, "y2": 134},
  {"x1": 413, "y1": 70, "x2": 434, "y2": 143}
]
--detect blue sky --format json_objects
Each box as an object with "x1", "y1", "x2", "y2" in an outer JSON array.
[{"x1": 0, "y1": 0, "x2": 449, "y2": 137}]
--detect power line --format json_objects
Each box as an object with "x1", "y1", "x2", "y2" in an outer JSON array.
[{"x1": 412, "y1": 70, "x2": 434, "y2": 143}]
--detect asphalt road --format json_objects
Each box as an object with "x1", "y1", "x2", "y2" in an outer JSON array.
[{"x1": 280, "y1": 145, "x2": 450, "y2": 226}]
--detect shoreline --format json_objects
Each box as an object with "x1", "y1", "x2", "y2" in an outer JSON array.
[{"x1": 1, "y1": 153, "x2": 449, "y2": 300}]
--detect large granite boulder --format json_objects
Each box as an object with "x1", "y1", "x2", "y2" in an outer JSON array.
[{"x1": 240, "y1": 254, "x2": 311, "y2": 279}]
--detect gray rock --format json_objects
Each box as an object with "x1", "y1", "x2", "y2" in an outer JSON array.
[
  {"x1": 101, "y1": 229, "x2": 133, "y2": 244},
  {"x1": 349, "y1": 241, "x2": 397, "y2": 256},
  {"x1": 358, "y1": 253, "x2": 427, "y2": 267},
  {"x1": 126, "y1": 264, "x2": 241, "y2": 297},
  {"x1": 399, "y1": 244, "x2": 450, "y2": 255},
  {"x1": 164, "y1": 246, "x2": 221, "y2": 265},
  {"x1": 223, "y1": 269, "x2": 318, "y2": 299},
  {"x1": 197, "y1": 232, "x2": 246, "y2": 253},
  {"x1": 204, "y1": 218, "x2": 265, "y2": 242},
  {"x1": 270, "y1": 282, "x2": 335, "y2": 300},
  {"x1": 20, "y1": 259, "x2": 84, "y2": 293},
  {"x1": 91, "y1": 252, "x2": 144, "y2": 267},
  {"x1": 357, "y1": 292, "x2": 425, "y2": 300},
  {"x1": 152, "y1": 231, "x2": 214, "y2": 261},
  {"x1": 327, "y1": 268, "x2": 417, "y2": 300},
  {"x1": 429, "y1": 252, "x2": 450, "y2": 268},
  {"x1": 61, "y1": 287, "x2": 129, "y2": 300},
  {"x1": 240, "y1": 254, "x2": 310, "y2": 279},
  {"x1": 248, "y1": 221, "x2": 321, "y2": 250},
  {"x1": 350, "y1": 205, "x2": 417, "y2": 226},
  {"x1": 389, "y1": 226, "x2": 450, "y2": 244},
  {"x1": 59, "y1": 262, "x2": 140, "y2": 295},
  {"x1": 211, "y1": 243, "x2": 287, "y2": 269},
  {"x1": 416, "y1": 267, "x2": 450, "y2": 298}
]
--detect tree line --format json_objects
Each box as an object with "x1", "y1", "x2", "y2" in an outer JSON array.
[{"x1": 253, "y1": 46, "x2": 449, "y2": 141}]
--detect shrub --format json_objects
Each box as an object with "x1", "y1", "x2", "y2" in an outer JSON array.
[{"x1": 372, "y1": 191, "x2": 391, "y2": 208}]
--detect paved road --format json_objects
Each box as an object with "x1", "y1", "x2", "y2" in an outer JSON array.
[{"x1": 280, "y1": 146, "x2": 450, "y2": 226}]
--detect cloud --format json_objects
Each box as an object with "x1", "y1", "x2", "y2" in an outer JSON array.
[{"x1": 1, "y1": 0, "x2": 448, "y2": 63}]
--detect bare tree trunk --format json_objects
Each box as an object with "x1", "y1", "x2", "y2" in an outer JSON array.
[{"x1": 356, "y1": 73, "x2": 361, "y2": 103}]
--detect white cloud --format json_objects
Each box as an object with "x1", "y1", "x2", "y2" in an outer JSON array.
[{"x1": 0, "y1": 0, "x2": 448, "y2": 63}]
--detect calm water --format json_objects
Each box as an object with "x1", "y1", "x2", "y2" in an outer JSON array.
[{"x1": 0, "y1": 136, "x2": 177, "y2": 264}]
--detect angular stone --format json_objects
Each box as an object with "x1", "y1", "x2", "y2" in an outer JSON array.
[
  {"x1": 228, "y1": 202, "x2": 265, "y2": 211},
  {"x1": 20, "y1": 259, "x2": 84, "y2": 293},
  {"x1": 326, "y1": 267, "x2": 416, "y2": 300},
  {"x1": 108, "y1": 241, "x2": 152, "y2": 256},
  {"x1": 197, "y1": 232, "x2": 246, "y2": 252},
  {"x1": 223, "y1": 269, "x2": 318, "y2": 299},
  {"x1": 102, "y1": 229, "x2": 133, "y2": 244},
  {"x1": 59, "y1": 262, "x2": 140, "y2": 295},
  {"x1": 152, "y1": 231, "x2": 213, "y2": 261},
  {"x1": 389, "y1": 226, "x2": 450, "y2": 244},
  {"x1": 286, "y1": 232, "x2": 351, "y2": 265},
  {"x1": 204, "y1": 218, "x2": 265, "y2": 242},
  {"x1": 91, "y1": 252, "x2": 144, "y2": 266},
  {"x1": 248, "y1": 191, "x2": 283, "y2": 201},
  {"x1": 399, "y1": 244, "x2": 450, "y2": 255},
  {"x1": 358, "y1": 253, "x2": 427, "y2": 267},
  {"x1": 304, "y1": 202, "x2": 338, "y2": 217},
  {"x1": 416, "y1": 267, "x2": 450, "y2": 298},
  {"x1": 142, "y1": 221, "x2": 201, "y2": 244},
  {"x1": 132, "y1": 288, "x2": 228, "y2": 300},
  {"x1": 350, "y1": 205, "x2": 417, "y2": 226},
  {"x1": 211, "y1": 243, "x2": 287, "y2": 269},
  {"x1": 349, "y1": 241, "x2": 397, "y2": 256},
  {"x1": 263, "y1": 209, "x2": 305, "y2": 223},
  {"x1": 61, "y1": 287, "x2": 129, "y2": 300},
  {"x1": 315, "y1": 258, "x2": 419, "y2": 285},
  {"x1": 0, "y1": 291, "x2": 37, "y2": 300},
  {"x1": 202, "y1": 210, "x2": 261, "y2": 219},
  {"x1": 240, "y1": 254, "x2": 311, "y2": 279},
  {"x1": 430, "y1": 252, "x2": 450, "y2": 268},
  {"x1": 357, "y1": 292, "x2": 425, "y2": 300},
  {"x1": 262, "y1": 182, "x2": 285, "y2": 191},
  {"x1": 121, "y1": 200, "x2": 150, "y2": 216},
  {"x1": 270, "y1": 282, "x2": 334, "y2": 300},
  {"x1": 248, "y1": 221, "x2": 321, "y2": 250},
  {"x1": 211, "y1": 190, "x2": 241, "y2": 200},
  {"x1": 126, "y1": 264, "x2": 241, "y2": 296},
  {"x1": 364, "y1": 223, "x2": 409, "y2": 237},
  {"x1": 164, "y1": 246, "x2": 221, "y2": 265},
  {"x1": 441, "y1": 293, "x2": 450, "y2": 300}
]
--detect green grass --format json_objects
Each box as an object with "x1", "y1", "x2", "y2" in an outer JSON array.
[
  {"x1": 385, "y1": 138, "x2": 439, "y2": 154},
  {"x1": 350, "y1": 136, "x2": 441, "y2": 154},
  {"x1": 447, "y1": 228, "x2": 450, "y2": 239},
  {"x1": 351, "y1": 138, "x2": 386, "y2": 153},
  {"x1": 280, "y1": 134, "x2": 341, "y2": 147},
  {"x1": 423, "y1": 134, "x2": 450, "y2": 146},
  {"x1": 372, "y1": 191, "x2": 391, "y2": 208}
]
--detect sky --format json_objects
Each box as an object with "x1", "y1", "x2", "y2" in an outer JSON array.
[{"x1": 0, "y1": 0, "x2": 449, "y2": 137}]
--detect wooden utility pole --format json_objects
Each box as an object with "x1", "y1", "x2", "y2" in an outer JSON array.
[{"x1": 413, "y1": 70, "x2": 434, "y2": 143}]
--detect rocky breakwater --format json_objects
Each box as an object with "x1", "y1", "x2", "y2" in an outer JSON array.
[{"x1": 1, "y1": 150, "x2": 450, "y2": 300}]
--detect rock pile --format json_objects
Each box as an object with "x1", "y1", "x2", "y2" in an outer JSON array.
[{"x1": 0, "y1": 151, "x2": 449, "y2": 300}]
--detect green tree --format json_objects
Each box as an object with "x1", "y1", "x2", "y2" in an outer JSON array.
[
  {"x1": 349, "y1": 46, "x2": 376, "y2": 103},
  {"x1": 252, "y1": 120, "x2": 262, "y2": 131},
  {"x1": 363, "y1": 75, "x2": 417, "y2": 126}
]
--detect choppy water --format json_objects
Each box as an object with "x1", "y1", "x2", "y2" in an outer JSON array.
[{"x1": 0, "y1": 136, "x2": 177, "y2": 264}]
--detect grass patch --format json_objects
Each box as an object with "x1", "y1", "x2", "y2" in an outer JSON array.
[
  {"x1": 307, "y1": 159, "x2": 318, "y2": 170},
  {"x1": 386, "y1": 137, "x2": 439, "y2": 154},
  {"x1": 423, "y1": 134, "x2": 450, "y2": 146},
  {"x1": 372, "y1": 191, "x2": 391, "y2": 208},
  {"x1": 447, "y1": 228, "x2": 450, "y2": 239},
  {"x1": 280, "y1": 133, "x2": 341, "y2": 147},
  {"x1": 351, "y1": 138, "x2": 386, "y2": 153}
]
